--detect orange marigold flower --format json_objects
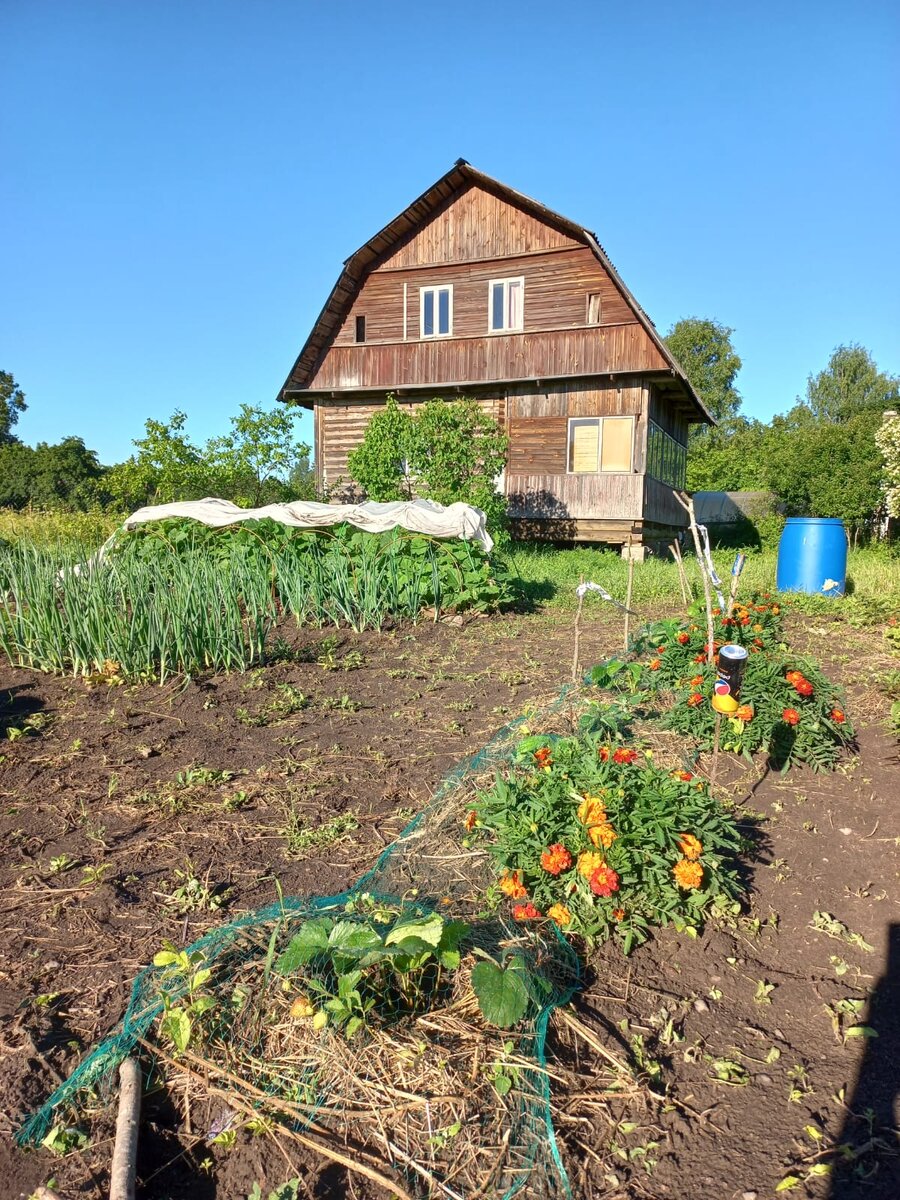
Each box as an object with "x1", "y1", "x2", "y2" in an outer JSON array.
[
  {"x1": 612, "y1": 907, "x2": 625, "y2": 921},
  {"x1": 753, "y1": 637, "x2": 764, "y2": 647},
  {"x1": 598, "y1": 746, "x2": 610, "y2": 762},
  {"x1": 786, "y1": 670, "x2": 804, "y2": 684},
  {"x1": 735, "y1": 704, "x2": 753, "y2": 722},
  {"x1": 782, "y1": 708, "x2": 800, "y2": 726},
  {"x1": 499, "y1": 870, "x2": 527, "y2": 899},
  {"x1": 657, "y1": 645, "x2": 667, "y2": 653},
  {"x1": 687, "y1": 692, "x2": 705, "y2": 707},
  {"x1": 673, "y1": 770, "x2": 694, "y2": 782},
  {"x1": 693, "y1": 653, "x2": 706, "y2": 663},
  {"x1": 512, "y1": 902, "x2": 542, "y2": 921},
  {"x1": 589, "y1": 865, "x2": 620, "y2": 897},
  {"x1": 690, "y1": 675, "x2": 704, "y2": 687},
  {"x1": 464, "y1": 810, "x2": 478, "y2": 831},
  {"x1": 547, "y1": 903, "x2": 572, "y2": 927},
  {"x1": 795, "y1": 679, "x2": 814, "y2": 696},
  {"x1": 648, "y1": 658, "x2": 662, "y2": 671},
  {"x1": 533, "y1": 746, "x2": 553, "y2": 768},
  {"x1": 612, "y1": 747, "x2": 639, "y2": 764},
  {"x1": 740, "y1": 616, "x2": 751, "y2": 626},
  {"x1": 577, "y1": 850, "x2": 605, "y2": 879},
  {"x1": 540, "y1": 843, "x2": 573, "y2": 876},
  {"x1": 677, "y1": 632, "x2": 690, "y2": 644},
  {"x1": 831, "y1": 707, "x2": 846, "y2": 723},
  {"x1": 578, "y1": 796, "x2": 615, "y2": 847},
  {"x1": 678, "y1": 833, "x2": 703, "y2": 860},
  {"x1": 673, "y1": 858, "x2": 704, "y2": 890}
]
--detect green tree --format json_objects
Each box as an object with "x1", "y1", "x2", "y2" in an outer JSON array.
[
  {"x1": 347, "y1": 395, "x2": 509, "y2": 535},
  {"x1": 664, "y1": 318, "x2": 743, "y2": 424},
  {"x1": 0, "y1": 437, "x2": 106, "y2": 509},
  {"x1": 804, "y1": 344, "x2": 899, "y2": 422},
  {"x1": 875, "y1": 411, "x2": 900, "y2": 518},
  {"x1": 346, "y1": 395, "x2": 417, "y2": 501},
  {"x1": 106, "y1": 407, "x2": 311, "y2": 510},
  {"x1": 685, "y1": 417, "x2": 768, "y2": 492},
  {"x1": 1, "y1": 371, "x2": 27, "y2": 444}
]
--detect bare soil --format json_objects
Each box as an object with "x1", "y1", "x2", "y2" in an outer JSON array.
[{"x1": 0, "y1": 608, "x2": 898, "y2": 1200}]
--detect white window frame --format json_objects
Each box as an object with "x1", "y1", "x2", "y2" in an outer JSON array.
[
  {"x1": 419, "y1": 284, "x2": 453, "y2": 338},
  {"x1": 566, "y1": 415, "x2": 635, "y2": 475},
  {"x1": 488, "y1": 276, "x2": 524, "y2": 333}
]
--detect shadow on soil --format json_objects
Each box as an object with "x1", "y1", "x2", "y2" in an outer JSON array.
[
  {"x1": 830, "y1": 922, "x2": 900, "y2": 1198},
  {"x1": 0, "y1": 683, "x2": 46, "y2": 739}
]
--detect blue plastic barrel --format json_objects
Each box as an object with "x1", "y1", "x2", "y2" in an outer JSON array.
[{"x1": 776, "y1": 518, "x2": 847, "y2": 596}]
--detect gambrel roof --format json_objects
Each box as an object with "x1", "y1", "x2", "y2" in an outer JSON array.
[{"x1": 278, "y1": 160, "x2": 713, "y2": 424}]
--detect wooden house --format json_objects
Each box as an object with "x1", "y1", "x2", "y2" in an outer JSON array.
[{"x1": 278, "y1": 161, "x2": 713, "y2": 553}]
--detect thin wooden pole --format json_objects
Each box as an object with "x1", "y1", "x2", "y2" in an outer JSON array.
[
  {"x1": 571, "y1": 575, "x2": 585, "y2": 683},
  {"x1": 623, "y1": 537, "x2": 635, "y2": 651},
  {"x1": 109, "y1": 1058, "x2": 142, "y2": 1200},
  {"x1": 676, "y1": 493, "x2": 715, "y2": 666},
  {"x1": 670, "y1": 541, "x2": 690, "y2": 606}
]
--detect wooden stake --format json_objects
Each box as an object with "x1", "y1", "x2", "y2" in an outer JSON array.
[
  {"x1": 571, "y1": 575, "x2": 585, "y2": 683},
  {"x1": 109, "y1": 1058, "x2": 142, "y2": 1200},
  {"x1": 670, "y1": 541, "x2": 690, "y2": 606},
  {"x1": 623, "y1": 537, "x2": 635, "y2": 651},
  {"x1": 675, "y1": 493, "x2": 715, "y2": 665},
  {"x1": 711, "y1": 710, "x2": 722, "y2": 787}
]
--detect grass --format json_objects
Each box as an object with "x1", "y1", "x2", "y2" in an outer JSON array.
[{"x1": 507, "y1": 542, "x2": 900, "y2": 621}]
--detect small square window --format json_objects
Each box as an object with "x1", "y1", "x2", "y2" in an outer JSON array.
[
  {"x1": 420, "y1": 285, "x2": 452, "y2": 337},
  {"x1": 355, "y1": 315, "x2": 366, "y2": 343},
  {"x1": 567, "y1": 416, "x2": 634, "y2": 474},
  {"x1": 489, "y1": 277, "x2": 524, "y2": 332},
  {"x1": 587, "y1": 293, "x2": 602, "y2": 324}
]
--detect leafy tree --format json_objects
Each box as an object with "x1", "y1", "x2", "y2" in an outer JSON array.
[
  {"x1": 0, "y1": 437, "x2": 105, "y2": 509},
  {"x1": 664, "y1": 318, "x2": 743, "y2": 424},
  {"x1": 106, "y1": 406, "x2": 311, "y2": 511},
  {"x1": 1, "y1": 371, "x2": 27, "y2": 444},
  {"x1": 805, "y1": 344, "x2": 900, "y2": 422},
  {"x1": 685, "y1": 417, "x2": 768, "y2": 492},
  {"x1": 875, "y1": 411, "x2": 900, "y2": 518},
  {"x1": 346, "y1": 395, "x2": 417, "y2": 502},
  {"x1": 347, "y1": 395, "x2": 509, "y2": 537}
]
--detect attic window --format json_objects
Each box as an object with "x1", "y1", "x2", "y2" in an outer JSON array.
[
  {"x1": 355, "y1": 315, "x2": 366, "y2": 343},
  {"x1": 489, "y1": 278, "x2": 524, "y2": 332},
  {"x1": 587, "y1": 293, "x2": 602, "y2": 324}
]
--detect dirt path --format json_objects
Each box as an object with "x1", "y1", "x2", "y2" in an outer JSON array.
[{"x1": 0, "y1": 608, "x2": 897, "y2": 1199}]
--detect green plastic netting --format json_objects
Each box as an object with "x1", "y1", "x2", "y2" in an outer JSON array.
[{"x1": 18, "y1": 680, "x2": 597, "y2": 1198}]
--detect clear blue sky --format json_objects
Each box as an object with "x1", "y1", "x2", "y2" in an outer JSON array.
[{"x1": 4, "y1": 0, "x2": 898, "y2": 465}]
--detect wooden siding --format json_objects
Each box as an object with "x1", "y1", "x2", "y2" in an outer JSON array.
[
  {"x1": 309, "y1": 325, "x2": 665, "y2": 391},
  {"x1": 643, "y1": 474, "x2": 689, "y2": 528},
  {"x1": 375, "y1": 183, "x2": 579, "y2": 270},
  {"x1": 333, "y1": 246, "x2": 636, "y2": 346},
  {"x1": 506, "y1": 473, "x2": 644, "y2": 521}
]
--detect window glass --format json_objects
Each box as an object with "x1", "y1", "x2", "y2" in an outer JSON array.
[
  {"x1": 490, "y1": 278, "x2": 524, "y2": 331},
  {"x1": 422, "y1": 291, "x2": 434, "y2": 337},
  {"x1": 491, "y1": 283, "x2": 505, "y2": 330},
  {"x1": 421, "y1": 286, "x2": 451, "y2": 337},
  {"x1": 568, "y1": 419, "x2": 600, "y2": 473},
  {"x1": 600, "y1": 417, "x2": 633, "y2": 472},
  {"x1": 438, "y1": 288, "x2": 450, "y2": 334},
  {"x1": 587, "y1": 293, "x2": 602, "y2": 324}
]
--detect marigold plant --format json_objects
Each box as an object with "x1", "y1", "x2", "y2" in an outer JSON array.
[{"x1": 472, "y1": 724, "x2": 743, "y2": 950}]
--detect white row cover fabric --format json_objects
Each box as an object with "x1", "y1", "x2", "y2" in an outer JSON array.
[{"x1": 90, "y1": 497, "x2": 493, "y2": 563}]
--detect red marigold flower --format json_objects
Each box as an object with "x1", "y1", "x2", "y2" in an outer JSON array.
[
  {"x1": 687, "y1": 693, "x2": 704, "y2": 707},
  {"x1": 740, "y1": 616, "x2": 751, "y2": 626},
  {"x1": 795, "y1": 679, "x2": 814, "y2": 697},
  {"x1": 512, "y1": 902, "x2": 542, "y2": 921},
  {"x1": 657, "y1": 645, "x2": 667, "y2": 654},
  {"x1": 612, "y1": 907, "x2": 625, "y2": 921},
  {"x1": 540, "y1": 843, "x2": 573, "y2": 876},
  {"x1": 677, "y1": 632, "x2": 690, "y2": 645},
  {"x1": 753, "y1": 637, "x2": 764, "y2": 647},
  {"x1": 690, "y1": 675, "x2": 704, "y2": 686},
  {"x1": 464, "y1": 810, "x2": 478, "y2": 831},
  {"x1": 612, "y1": 747, "x2": 639, "y2": 764},
  {"x1": 782, "y1": 708, "x2": 800, "y2": 726},
  {"x1": 648, "y1": 658, "x2": 662, "y2": 671},
  {"x1": 831, "y1": 707, "x2": 846, "y2": 723},
  {"x1": 589, "y1": 865, "x2": 620, "y2": 897},
  {"x1": 673, "y1": 770, "x2": 694, "y2": 782},
  {"x1": 533, "y1": 746, "x2": 553, "y2": 768},
  {"x1": 599, "y1": 746, "x2": 610, "y2": 761},
  {"x1": 694, "y1": 653, "x2": 706, "y2": 663}
]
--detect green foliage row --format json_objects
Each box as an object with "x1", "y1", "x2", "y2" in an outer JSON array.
[{"x1": 0, "y1": 523, "x2": 514, "y2": 680}]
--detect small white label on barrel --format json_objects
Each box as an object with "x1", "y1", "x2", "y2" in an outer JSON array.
[{"x1": 822, "y1": 578, "x2": 839, "y2": 592}]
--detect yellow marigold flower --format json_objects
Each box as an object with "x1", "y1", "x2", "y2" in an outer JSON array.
[
  {"x1": 499, "y1": 869, "x2": 527, "y2": 899},
  {"x1": 578, "y1": 795, "x2": 614, "y2": 846},
  {"x1": 547, "y1": 903, "x2": 572, "y2": 927},
  {"x1": 577, "y1": 850, "x2": 605, "y2": 879},
  {"x1": 591, "y1": 821, "x2": 617, "y2": 849},
  {"x1": 678, "y1": 833, "x2": 703, "y2": 861},
  {"x1": 673, "y1": 858, "x2": 704, "y2": 890}
]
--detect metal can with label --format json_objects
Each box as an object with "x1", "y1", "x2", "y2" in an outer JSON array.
[{"x1": 712, "y1": 643, "x2": 749, "y2": 714}]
